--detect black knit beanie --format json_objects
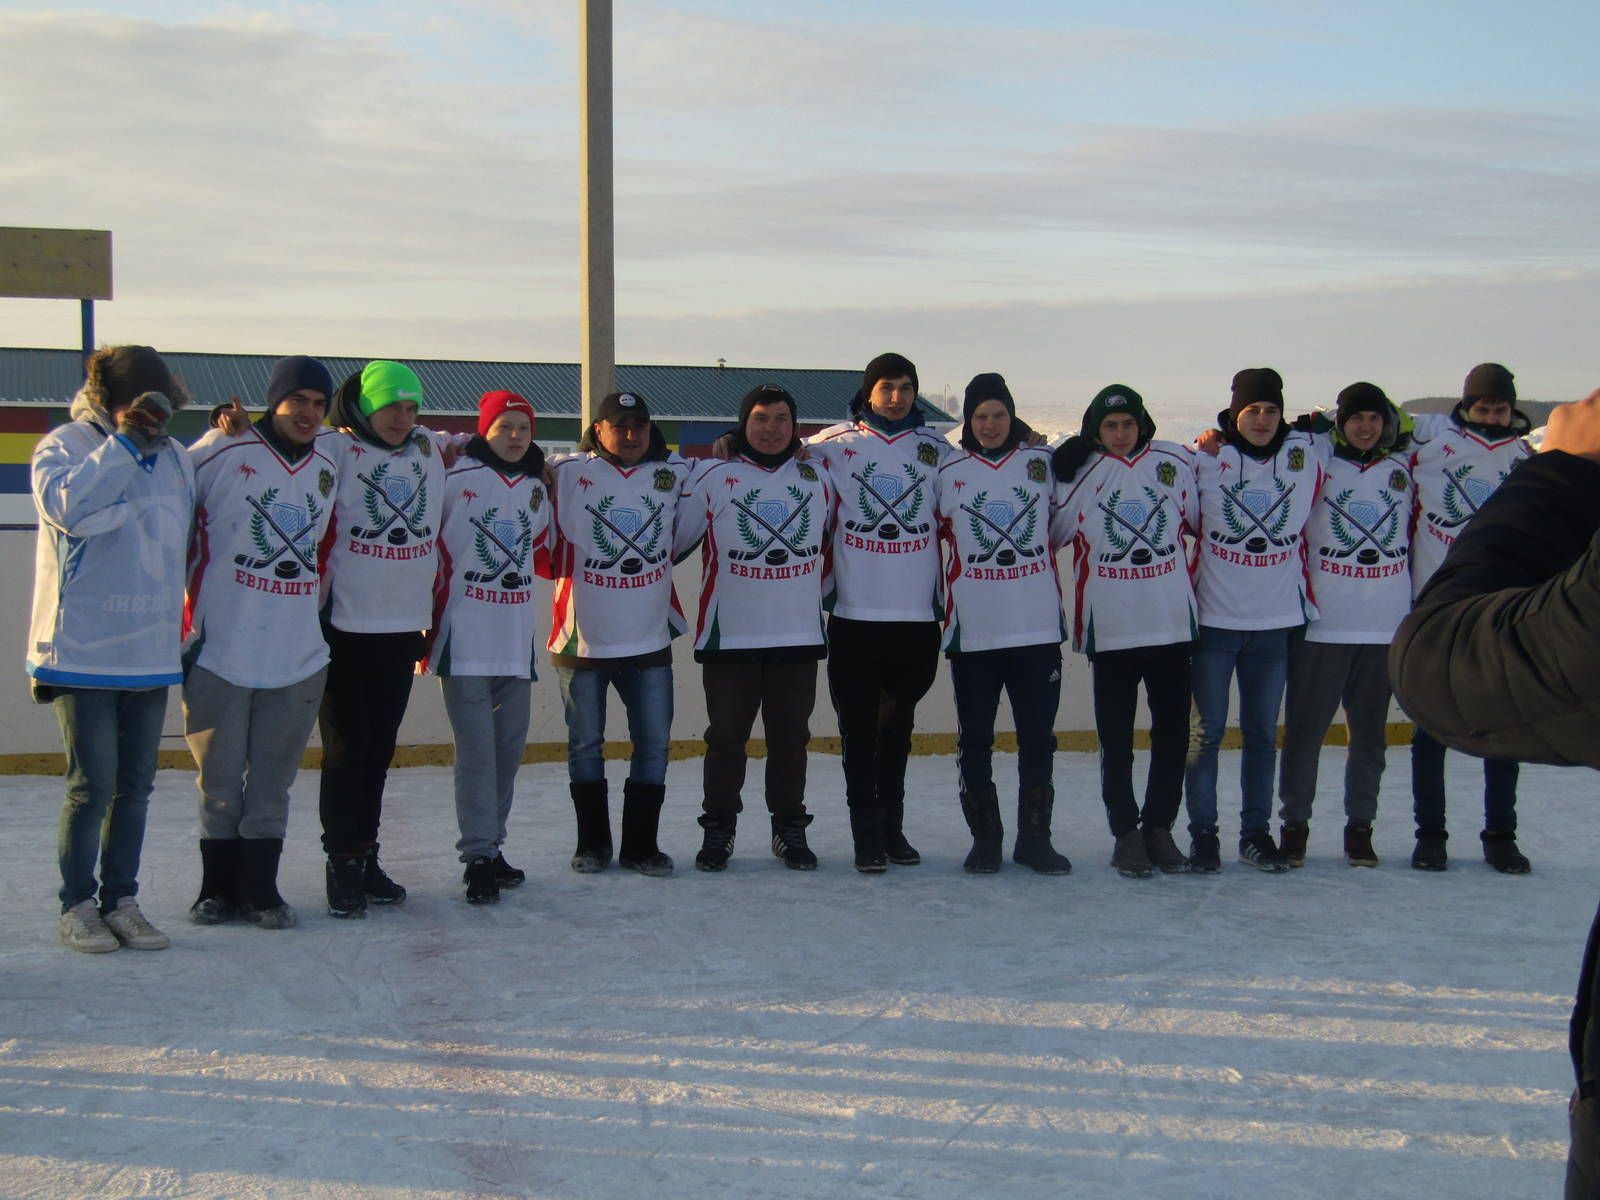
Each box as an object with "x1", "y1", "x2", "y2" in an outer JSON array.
[
  {"x1": 1335, "y1": 381, "x2": 1390, "y2": 427},
  {"x1": 1081, "y1": 384, "x2": 1156, "y2": 448},
  {"x1": 862, "y1": 352, "x2": 918, "y2": 402},
  {"x1": 1229, "y1": 367, "x2": 1284, "y2": 421},
  {"x1": 266, "y1": 355, "x2": 334, "y2": 410},
  {"x1": 962, "y1": 373, "x2": 1015, "y2": 422},
  {"x1": 1463, "y1": 363, "x2": 1515, "y2": 404}
]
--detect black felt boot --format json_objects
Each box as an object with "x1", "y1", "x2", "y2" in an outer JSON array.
[
  {"x1": 1013, "y1": 784, "x2": 1072, "y2": 875},
  {"x1": 619, "y1": 779, "x2": 673, "y2": 876},
  {"x1": 849, "y1": 807, "x2": 888, "y2": 874},
  {"x1": 959, "y1": 783, "x2": 1004, "y2": 874},
  {"x1": 239, "y1": 838, "x2": 295, "y2": 929},
  {"x1": 569, "y1": 779, "x2": 613, "y2": 873},
  {"x1": 190, "y1": 838, "x2": 240, "y2": 925}
]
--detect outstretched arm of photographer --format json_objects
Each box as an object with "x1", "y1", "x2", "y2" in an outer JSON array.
[{"x1": 1389, "y1": 390, "x2": 1600, "y2": 769}]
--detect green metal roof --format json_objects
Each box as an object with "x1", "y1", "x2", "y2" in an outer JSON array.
[{"x1": 0, "y1": 348, "x2": 956, "y2": 424}]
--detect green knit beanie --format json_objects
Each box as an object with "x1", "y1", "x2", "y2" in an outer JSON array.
[{"x1": 358, "y1": 361, "x2": 423, "y2": 417}]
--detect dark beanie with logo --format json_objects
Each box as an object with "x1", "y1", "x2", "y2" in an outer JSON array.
[{"x1": 1081, "y1": 383, "x2": 1156, "y2": 448}]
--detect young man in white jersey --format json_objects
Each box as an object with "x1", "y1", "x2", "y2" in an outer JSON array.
[
  {"x1": 1056, "y1": 385, "x2": 1198, "y2": 878},
  {"x1": 807, "y1": 353, "x2": 954, "y2": 872},
  {"x1": 1187, "y1": 368, "x2": 1323, "y2": 873},
  {"x1": 184, "y1": 356, "x2": 338, "y2": 928},
  {"x1": 544, "y1": 391, "x2": 691, "y2": 877},
  {"x1": 934, "y1": 374, "x2": 1073, "y2": 874},
  {"x1": 1405, "y1": 363, "x2": 1535, "y2": 873},
  {"x1": 1276, "y1": 382, "x2": 1412, "y2": 868},
  {"x1": 31, "y1": 346, "x2": 194, "y2": 953},
  {"x1": 316, "y1": 361, "x2": 447, "y2": 916},
  {"x1": 423, "y1": 390, "x2": 551, "y2": 904},
  {"x1": 675, "y1": 385, "x2": 833, "y2": 871}
]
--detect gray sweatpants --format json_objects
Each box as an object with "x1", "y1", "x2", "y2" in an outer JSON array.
[
  {"x1": 441, "y1": 675, "x2": 532, "y2": 862},
  {"x1": 1277, "y1": 639, "x2": 1390, "y2": 825},
  {"x1": 183, "y1": 663, "x2": 327, "y2": 839}
]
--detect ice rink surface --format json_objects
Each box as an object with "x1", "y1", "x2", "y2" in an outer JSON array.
[{"x1": 2, "y1": 747, "x2": 1593, "y2": 1198}]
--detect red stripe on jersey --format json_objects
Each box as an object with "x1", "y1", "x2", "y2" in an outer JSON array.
[{"x1": 184, "y1": 505, "x2": 212, "y2": 640}]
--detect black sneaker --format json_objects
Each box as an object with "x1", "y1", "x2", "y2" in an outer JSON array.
[
  {"x1": 1344, "y1": 822, "x2": 1379, "y2": 868},
  {"x1": 363, "y1": 850, "x2": 407, "y2": 904},
  {"x1": 464, "y1": 857, "x2": 500, "y2": 905},
  {"x1": 1482, "y1": 831, "x2": 1531, "y2": 875},
  {"x1": 1279, "y1": 821, "x2": 1309, "y2": 868},
  {"x1": 490, "y1": 853, "x2": 526, "y2": 888},
  {"x1": 1412, "y1": 831, "x2": 1448, "y2": 871},
  {"x1": 850, "y1": 808, "x2": 888, "y2": 874},
  {"x1": 695, "y1": 815, "x2": 736, "y2": 872},
  {"x1": 326, "y1": 855, "x2": 367, "y2": 919},
  {"x1": 771, "y1": 813, "x2": 818, "y2": 871},
  {"x1": 1189, "y1": 832, "x2": 1222, "y2": 874},
  {"x1": 1238, "y1": 832, "x2": 1288, "y2": 873}
]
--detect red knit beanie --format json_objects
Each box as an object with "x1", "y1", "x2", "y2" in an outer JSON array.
[{"x1": 478, "y1": 390, "x2": 536, "y2": 437}]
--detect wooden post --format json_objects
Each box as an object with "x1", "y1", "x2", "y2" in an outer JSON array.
[{"x1": 579, "y1": 0, "x2": 615, "y2": 430}]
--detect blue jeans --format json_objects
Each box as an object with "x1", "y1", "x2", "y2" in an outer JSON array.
[
  {"x1": 1185, "y1": 626, "x2": 1290, "y2": 840},
  {"x1": 53, "y1": 686, "x2": 169, "y2": 911},
  {"x1": 1411, "y1": 727, "x2": 1518, "y2": 835},
  {"x1": 556, "y1": 664, "x2": 673, "y2": 786}
]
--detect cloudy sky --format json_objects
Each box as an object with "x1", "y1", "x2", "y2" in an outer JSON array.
[{"x1": 3, "y1": 0, "x2": 1597, "y2": 434}]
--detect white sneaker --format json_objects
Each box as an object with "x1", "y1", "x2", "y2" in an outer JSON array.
[
  {"x1": 59, "y1": 900, "x2": 119, "y2": 954},
  {"x1": 102, "y1": 897, "x2": 171, "y2": 950}
]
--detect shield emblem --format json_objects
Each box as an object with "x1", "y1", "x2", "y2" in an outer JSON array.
[
  {"x1": 755, "y1": 498, "x2": 787, "y2": 526},
  {"x1": 491, "y1": 519, "x2": 518, "y2": 548},
  {"x1": 1348, "y1": 500, "x2": 1380, "y2": 527},
  {"x1": 611, "y1": 507, "x2": 642, "y2": 536},
  {"x1": 270, "y1": 502, "x2": 307, "y2": 536},
  {"x1": 1461, "y1": 476, "x2": 1495, "y2": 508},
  {"x1": 382, "y1": 476, "x2": 412, "y2": 507},
  {"x1": 1116, "y1": 500, "x2": 1148, "y2": 525},
  {"x1": 985, "y1": 500, "x2": 1015, "y2": 525},
  {"x1": 873, "y1": 475, "x2": 904, "y2": 502},
  {"x1": 1238, "y1": 488, "x2": 1271, "y2": 516}
]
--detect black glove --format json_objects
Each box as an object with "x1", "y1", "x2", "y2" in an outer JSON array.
[
  {"x1": 117, "y1": 390, "x2": 173, "y2": 453},
  {"x1": 1052, "y1": 436, "x2": 1093, "y2": 482}
]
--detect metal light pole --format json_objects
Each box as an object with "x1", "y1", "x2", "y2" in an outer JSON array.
[{"x1": 580, "y1": 0, "x2": 615, "y2": 428}]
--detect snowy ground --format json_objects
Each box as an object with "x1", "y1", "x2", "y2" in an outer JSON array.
[{"x1": 1, "y1": 747, "x2": 1594, "y2": 1199}]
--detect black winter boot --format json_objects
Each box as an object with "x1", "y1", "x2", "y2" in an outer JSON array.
[
  {"x1": 239, "y1": 838, "x2": 295, "y2": 929},
  {"x1": 619, "y1": 780, "x2": 673, "y2": 876},
  {"x1": 770, "y1": 812, "x2": 818, "y2": 870},
  {"x1": 1189, "y1": 831, "x2": 1222, "y2": 874},
  {"x1": 1013, "y1": 785, "x2": 1072, "y2": 875},
  {"x1": 1482, "y1": 830, "x2": 1531, "y2": 874},
  {"x1": 849, "y1": 807, "x2": 888, "y2": 873},
  {"x1": 190, "y1": 838, "x2": 240, "y2": 925},
  {"x1": 960, "y1": 784, "x2": 1004, "y2": 874},
  {"x1": 881, "y1": 796, "x2": 921, "y2": 866},
  {"x1": 326, "y1": 854, "x2": 367, "y2": 919},
  {"x1": 1280, "y1": 821, "x2": 1309, "y2": 868},
  {"x1": 1412, "y1": 829, "x2": 1448, "y2": 871},
  {"x1": 569, "y1": 779, "x2": 613, "y2": 873},
  {"x1": 362, "y1": 845, "x2": 407, "y2": 903},
  {"x1": 696, "y1": 813, "x2": 737, "y2": 872}
]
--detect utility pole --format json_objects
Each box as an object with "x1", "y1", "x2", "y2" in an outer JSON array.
[{"x1": 579, "y1": 0, "x2": 615, "y2": 428}]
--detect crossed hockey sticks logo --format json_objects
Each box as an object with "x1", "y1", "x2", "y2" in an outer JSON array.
[
  {"x1": 1323, "y1": 494, "x2": 1403, "y2": 561},
  {"x1": 846, "y1": 469, "x2": 930, "y2": 538},
  {"x1": 464, "y1": 514, "x2": 531, "y2": 587},
  {"x1": 585, "y1": 500, "x2": 665, "y2": 574},
  {"x1": 729, "y1": 493, "x2": 814, "y2": 564},
  {"x1": 961, "y1": 492, "x2": 1043, "y2": 565},
  {"x1": 1216, "y1": 482, "x2": 1297, "y2": 548},
  {"x1": 1097, "y1": 493, "x2": 1172, "y2": 563},
  {"x1": 235, "y1": 494, "x2": 317, "y2": 577},
  {"x1": 353, "y1": 470, "x2": 428, "y2": 542}
]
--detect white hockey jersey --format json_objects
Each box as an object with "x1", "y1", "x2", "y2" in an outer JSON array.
[
  {"x1": 934, "y1": 445, "x2": 1069, "y2": 653},
  {"x1": 807, "y1": 419, "x2": 953, "y2": 623},
  {"x1": 1059, "y1": 441, "x2": 1198, "y2": 654},
  {"x1": 1192, "y1": 432, "x2": 1323, "y2": 630},
  {"x1": 422, "y1": 457, "x2": 552, "y2": 678},
  {"x1": 674, "y1": 455, "x2": 834, "y2": 655},
  {"x1": 545, "y1": 451, "x2": 692, "y2": 659},
  {"x1": 1407, "y1": 413, "x2": 1532, "y2": 597},
  {"x1": 186, "y1": 425, "x2": 338, "y2": 689},
  {"x1": 27, "y1": 398, "x2": 196, "y2": 689},
  {"x1": 1301, "y1": 441, "x2": 1413, "y2": 644},
  {"x1": 316, "y1": 428, "x2": 448, "y2": 634}
]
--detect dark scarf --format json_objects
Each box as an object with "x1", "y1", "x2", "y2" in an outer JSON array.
[{"x1": 466, "y1": 434, "x2": 544, "y2": 477}]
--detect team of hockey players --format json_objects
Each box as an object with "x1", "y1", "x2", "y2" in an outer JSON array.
[{"x1": 29, "y1": 345, "x2": 1541, "y2": 953}]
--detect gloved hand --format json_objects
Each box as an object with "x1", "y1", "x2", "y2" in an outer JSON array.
[
  {"x1": 117, "y1": 391, "x2": 173, "y2": 453},
  {"x1": 1052, "y1": 435, "x2": 1093, "y2": 482}
]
